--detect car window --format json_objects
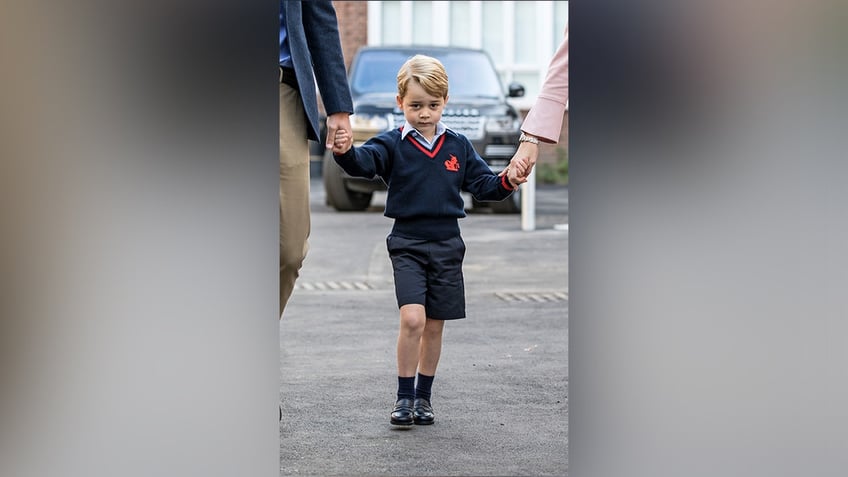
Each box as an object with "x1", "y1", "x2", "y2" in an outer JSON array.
[{"x1": 351, "y1": 49, "x2": 504, "y2": 99}]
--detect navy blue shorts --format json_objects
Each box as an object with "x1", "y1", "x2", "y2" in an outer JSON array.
[{"x1": 386, "y1": 234, "x2": 466, "y2": 320}]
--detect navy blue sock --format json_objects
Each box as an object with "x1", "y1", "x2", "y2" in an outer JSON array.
[
  {"x1": 397, "y1": 376, "x2": 415, "y2": 400},
  {"x1": 415, "y1": 373, "x2": 435, "y2": 402}
]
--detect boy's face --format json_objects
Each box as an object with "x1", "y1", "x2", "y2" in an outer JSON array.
[{"x1": 396, "y1": 81, "x2": 448, "y2": 139}]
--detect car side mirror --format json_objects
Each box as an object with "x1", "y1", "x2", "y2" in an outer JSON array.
[{"x1": 507, "y1": 82, "x2": 525, "y2": 98}]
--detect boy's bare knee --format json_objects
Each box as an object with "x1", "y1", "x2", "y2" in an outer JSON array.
[{"x1": 399, "y1": 305, "x2": 426, "y2": 335}]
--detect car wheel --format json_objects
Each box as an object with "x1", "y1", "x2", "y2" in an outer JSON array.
[{"x1": 322, "y1": 152, "x2": 373, "y2": 211}]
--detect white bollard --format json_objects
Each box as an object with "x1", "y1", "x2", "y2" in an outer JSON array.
[{"x1": 521, "y1": 167, "x2": 536, "y2": 231}]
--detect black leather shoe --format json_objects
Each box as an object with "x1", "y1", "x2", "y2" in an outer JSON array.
[
  {"x1": 390, "y1": 398, "x2": 414, "y2": 426},
  {"x1": 413, "y1": 398, "x2": 435, "y2": 425}
]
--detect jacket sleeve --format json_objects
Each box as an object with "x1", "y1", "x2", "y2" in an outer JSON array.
[
  {"x1": 301, "y1": 1, "x2": 354, "y2": 115},
  {"x1": 333, "y1": 134, "x2": 393, "y2": 180},
  {"x1": 461, "y1": 137, "x2": 515, "y2": 201},
  {"x1": 520, "y1": 26, "x2": 568, "y2": 144}
]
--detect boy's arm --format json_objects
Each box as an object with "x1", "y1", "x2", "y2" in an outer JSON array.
[
  {"x1": 332, "y1": 131, "x2": 392, "y2": 180},
  {"x1": 462, "y1": 138, "x2": 520, "y2": 201}
]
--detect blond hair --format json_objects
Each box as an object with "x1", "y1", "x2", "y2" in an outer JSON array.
[{"x1": 396, "y1": 54, "x2": 449, "y2": 99}]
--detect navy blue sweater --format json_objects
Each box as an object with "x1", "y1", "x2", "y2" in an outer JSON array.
[{"x1": 333, "y1": 128, "x2": 515, "y2": 240}]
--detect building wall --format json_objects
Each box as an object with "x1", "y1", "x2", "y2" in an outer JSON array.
[{"x1": 332, "y1": 1, "x2": 367, "y2": 72}]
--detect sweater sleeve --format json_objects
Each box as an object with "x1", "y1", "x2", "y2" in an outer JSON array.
[
  {"x1": 300, "y1": 1, "x2": 354, "y2": 116},
  {"x1": 332, "y1": 132, "x2": 394, "y2": 180},
  {"x1": 520, "y1": 26, "x2": 568, "y2": 144},
  {"x1": 461, "y1": 137, "x2": 515, "y2": 201}
]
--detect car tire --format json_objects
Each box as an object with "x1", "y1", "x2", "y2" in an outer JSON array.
[{"x1": 323, "y1": 152, "x2": 373, "y2": 211}]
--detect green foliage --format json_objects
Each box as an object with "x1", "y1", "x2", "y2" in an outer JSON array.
[{"x1": 535, "y1": 146, "x2": 569, "y2": 185}]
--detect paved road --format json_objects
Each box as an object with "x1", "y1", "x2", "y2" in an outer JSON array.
[{"x1": 280, "y1": 178, "x2": 568, "y2": 476}]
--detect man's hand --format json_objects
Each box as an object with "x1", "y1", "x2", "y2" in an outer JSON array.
[{"x1": 325, "y1": 112, "x2": 352, "y2": 150}]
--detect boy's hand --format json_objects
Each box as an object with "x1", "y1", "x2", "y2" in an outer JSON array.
[
  {"x1": 506, "y1": 157, "x2": 530, "y2": 189},
  {"x1": 332, "y1": 128, "x2": 352, "y2": 155},
  {"x1": 499, "y1": 140, "x2": 538, "y2": 182},
  {"x1": 325, "y1": 112, "x2": 351, "y2": 151}
]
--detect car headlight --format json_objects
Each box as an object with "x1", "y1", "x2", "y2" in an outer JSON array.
[{"x1": 485, "y1": 115, "x2": 520, "y2": 133}]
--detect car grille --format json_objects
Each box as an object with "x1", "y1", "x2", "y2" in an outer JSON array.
[
  {"x1": 484, "y1": 144, "x2": 518, "y2": 158},
  {"x1": 391, "y1": 113, "x2": 485, "y2": 141}
]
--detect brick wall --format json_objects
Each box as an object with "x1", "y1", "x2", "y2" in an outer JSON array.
[{"x1": 333, "y1": 1, "x2": 368, "y2": 71}]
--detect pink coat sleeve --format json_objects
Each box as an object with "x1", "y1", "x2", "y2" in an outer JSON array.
[{"x1": 520, "y1": 26, "x2": 569, "y2": 144}]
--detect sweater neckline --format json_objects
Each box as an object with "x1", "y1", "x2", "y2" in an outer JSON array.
[{"x1": 404, "y1": 133, "x2": 446, "y2": 158}]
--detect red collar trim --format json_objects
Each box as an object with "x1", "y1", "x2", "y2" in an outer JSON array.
[{"x1": 405, "y1": 133, "x2": 446, "y2": 158}]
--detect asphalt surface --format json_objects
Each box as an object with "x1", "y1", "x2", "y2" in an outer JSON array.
[{"x1": 280, "y1": 177, "x2": 568, "y2": 477}]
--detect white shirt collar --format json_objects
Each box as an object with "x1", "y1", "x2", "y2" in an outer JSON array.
[{"x1": 400, "y1": 121, "x2": 448, "y2": 147}]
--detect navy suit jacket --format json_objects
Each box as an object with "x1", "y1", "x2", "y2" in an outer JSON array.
[{"x1": 281, "y1": 0, "x2": 354, "y2": 142}]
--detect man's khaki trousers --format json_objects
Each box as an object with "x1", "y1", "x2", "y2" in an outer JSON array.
[{"x1": 279, "y1": 82, "x2": 310, "y2": 318}]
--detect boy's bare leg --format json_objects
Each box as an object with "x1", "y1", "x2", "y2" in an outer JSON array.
[
  {"x1": 417, "y1": 318, "x2": 445, "y2": 376},
  {"x1": 397, "y1": 304, "x2": 426, "y2": 376},
  {"x1": 392, "y1": 304, "x2": 425, "y2": 425},
  {"x1": 411, "y1": 317, "x2": 443, "y2": 425}
]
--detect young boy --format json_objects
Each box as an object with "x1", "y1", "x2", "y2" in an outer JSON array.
[{"x1": 331, "y1": 54, "x2": 527, "y2": 426}]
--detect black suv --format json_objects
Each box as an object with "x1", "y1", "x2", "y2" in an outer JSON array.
[{"x1": 322, "y1": 46, "x2": 525, "y2": 213}]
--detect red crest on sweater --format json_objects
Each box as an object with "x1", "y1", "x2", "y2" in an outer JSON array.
[{"x1": 444, "y1": 155, "x2": 460, "y2": 172}]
